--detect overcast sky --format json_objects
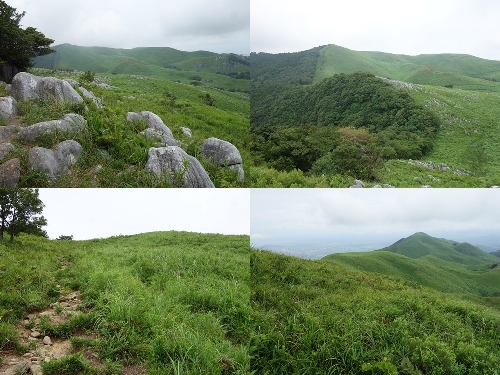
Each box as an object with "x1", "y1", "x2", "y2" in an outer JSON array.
[
  {"x1": 38, "y1": 189, "x2": 249, "y2": 240},
  {"x1": 8, "y1": 0, "x2": 249, "y2": 54},
  {"x1": 251, "y1": 0, "x2": 500, "y2": 61},
  {"x1": 251, "y1": 189, "x2": 500, "y2": 248}
]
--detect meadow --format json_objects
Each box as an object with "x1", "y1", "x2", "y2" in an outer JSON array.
[{"x1": 0, "y1": 232, "x2": 250, "y2": 374}]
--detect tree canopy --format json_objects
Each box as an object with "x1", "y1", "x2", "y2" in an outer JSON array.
[
  {"x1": 0, "y1": 0, "x2": 54, "y2": 71},
  {"x1": 0, "y1": 189, "x2": 47, "y2": 242}
]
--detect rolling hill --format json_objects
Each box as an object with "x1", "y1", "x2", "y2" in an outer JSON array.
[
  {"x1": 34, "y1": 44, "x2": 249, "y2": 81},
  {"x1": 250, "y1": 44, "x2": 500, "y2": 187},
  {"x1": 322, "y1": 232, "x2": 500, "y2": 296},
  {"x1": 0, "y1": 232, "x2": 250, "y2": 374}
]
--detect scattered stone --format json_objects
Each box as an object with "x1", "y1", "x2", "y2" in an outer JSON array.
[
  {"x1": 0, "y1": 143, "x2": 15, "y2": 161},
  {"x1": 79, "y1": 86, "x2": 103, "y2": 109},
  {"x1": 43, "y1": 336, "x2": 52, "y2": 345},
  {"x1": 11, "y1": 72, "x2": 83, "y2": 104},
  {"x1": 30, "y1": 363, "x2": 43, "y2": 375},
  {"x1": 438, "y1": 163, "x2": 451, "y2": 172},
  {"x1": 421, "y1": 185, "x2": 432, "y2": 188},
  {"x1": 491, "y1": 186, "x2": 499, "y2": 188},
  {"x1": 145, "y1": 146, "x2": 214, "y2": 188},
  {"x1": 0, "y1": 125, "x2": 20, "y2": 143},
  {"x1": 28, "y1": 140, "x2": 83, "y2": 181},
  {"x1": 181, "y1": 127, "x2": 192, "y2": 137},
  {"x1": 140, "y1": 128, "x2": 177, "y2": 146},
  {"x1": 16, "y1": 113, "x2": 87, "y2": 144},
  {"x1": 198, "y1": 138, "x2": 244, "y2": 181},
  {"x1": 0, "y1": 96, "x2": 18, "y2": 119},
  {"x1": 97, "y1": 83, "x2": 114, "y2": 90},
  {"x1": 349, "y1": 179, "x2": 365, "y2": 188},
  {"x1": 373, "y1": 185, "x2": 382, "y2": 188},
  {"x1": 0, "y1": 158, "x2": 20, "y2": 188},
  {"x1": 30, "y1": 331, "x2": 41, "y2": 338},
  {"x1": 127, "y1": 111, "x2": 177, "y2": 146},
  {"x1": 64, "y1": 79, "x2": 79, "y2": 87}
]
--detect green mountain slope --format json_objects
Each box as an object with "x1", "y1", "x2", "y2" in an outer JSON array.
[
  {"x1": 0, "y1": 232, "x2": 250, "y2": 374},
  {"x1": 322, "y1": 233, "x2": 500, "y2": 297},
  {"x1": 34, "y1": 44, "x2": 249, "y2": 81},
  {"x1": 313, "y1": 44, "x2": 500, "y2": 91},
  {"x1": 380, "y1": 232, "x2": 498, "y2": 265},
  {"x1": 252, "y1": 248, "x2": 500, "y2": 374}
]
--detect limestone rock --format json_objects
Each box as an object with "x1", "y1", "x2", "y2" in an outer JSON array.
[
  {"x1": 0, "y1": 158, "x2": 20, "y2": 188},
  {"x1": 181, "y1": 127, "x2": 192, "y2": 137},
  {"x1": 97, "y1": 83, "x2": 114, "y2": 90},
  {"x1": 28, "y1": 140, "x2": 83, "y2": 181},
  {"x1": 79, "y1": 86, "x2": 102, "y2": 109},
  {"x1": 16, "y1": 113, "x2": 87, "y2": 144},
  {"x1": 0, "y1": 96, "x2": 17, "y2": 119},
  {"x1": 64, "y1": 79, "x2": 79, "y2": 87},
  {"x1": 11, "y1": 72, "x2": 83, "y2": 104},
  {"x1": 198, "y1": 138, "x2": 244, "y2": 181},
  {"x1": 140, "y1": 128, "x2": 177, "y2": 146},
  {"x1": 0, "y1": 125, "x2": 20, "y2": 143},
  {"x1": 145, "y1": 146, "x2": 214, "y2": 188},
  {"x1": 127, "y1": 111, "x2": 177, "y2": 146},
  {"x1": 43, "y1": 336, "x2": 52, "y2": 345},
  {"x1": 350, "y1": 179, "x2": 365, "y2": 188},
  {"x1": 0, "y1": 143, "x2": 16, "y2": 161}
]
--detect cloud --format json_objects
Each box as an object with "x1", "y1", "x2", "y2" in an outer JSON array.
[{"x1": 9, "y1": 0, "x2": 249, "y2": 53}]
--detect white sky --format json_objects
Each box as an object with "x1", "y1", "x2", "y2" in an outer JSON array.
[
  {"x1": 251, "y1": 0, "x2": 500, "y2": 61},
  {"x1": 39, "y1": 189, "x2": 250, "y2": 240},
  {"x1": 251, "y1": 189, "x2": 500, "y2": 245},
  {"x1": 7, "y1": 0, "x2": 250, "y2": 54}
]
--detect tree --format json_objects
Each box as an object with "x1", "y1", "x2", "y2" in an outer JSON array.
[
  {"x1": 0, "y1": 189, "x2": 47, "y2": 242},
  {"x1": 0, "y1": 1, "x2": 54, "y2": 71}
]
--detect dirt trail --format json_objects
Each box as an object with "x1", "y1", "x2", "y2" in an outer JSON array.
[{"x1": 0, "y1": 290, "x2": 84, "y2": 375}]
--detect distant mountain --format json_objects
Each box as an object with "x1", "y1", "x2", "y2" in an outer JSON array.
[
  {"x1": 34, "y1": 44, "x2": 249, "y2": 78},
  {"x1": 322, "y1": 232, "x2": 500, "y2": 295},
  {"x1": 490, "y1": 250, "x2": 500, "y2": 258},
  {"x1": 381, "y1": 232, "x2": 497, "y2": 265}
]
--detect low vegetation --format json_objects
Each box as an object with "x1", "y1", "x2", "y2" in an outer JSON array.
[
  {"x1": 251, "y1": 248, "x2": 500, "y2": 374},
  {"x1": 0, "y1": 232, "x2": 250, "y2": 374}
]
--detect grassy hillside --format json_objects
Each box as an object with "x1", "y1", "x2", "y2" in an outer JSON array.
[
  {"x1": 249, "y1": 44, "x2": 500, "y2": 187},
  {"x1": 34, "y1": 44, "x2": 249, "y2": 86},
  {"x1": 0, "y1": 232, "x2": 249, "y2": 374},
  {"x1": 3, "y1": 67, "x2": 249, "y2": 187},
  {"x1": 251, "y1": 249, "x2": 500, "y2": 374},
  {"x1": 322, "y1": 233, "x2": 500, "y2": 298}
]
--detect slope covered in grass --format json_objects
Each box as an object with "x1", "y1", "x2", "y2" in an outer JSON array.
[
  {"x1": 251, "y1": 249, "x2": 500, "y2": 374},
  {"x1": 0, "y1": 232, "x2": 249, "y2": 374},
  {"x1": 5, "y1": 68, "x2": 249, "y2": 187}
]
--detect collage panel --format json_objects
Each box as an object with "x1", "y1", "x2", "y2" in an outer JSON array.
[
  {"x1": 251, "y1": 188, "x2": 500, "y2": 373},
  {"x1": 1, "y1": 0, "x2": 250, "y2": 189},
  {"x1": 250, "y1": 0, "x2": 500, "y2": 188},
  {"x1": 0, "y1": 188, "x2": 250, "y2": 373}
]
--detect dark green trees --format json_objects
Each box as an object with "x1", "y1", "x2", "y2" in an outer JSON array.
[
  {"x1": 0, "y1": 1, "x2": 54, "y2": 72},
  {"x1": 0, "y1": 189, "x2": 47, "y2": 242}
]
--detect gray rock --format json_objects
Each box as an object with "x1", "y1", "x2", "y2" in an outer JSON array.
[
  {"x1": 0, "y1": 125, "x2": 20, "y2": 143},
  {"x1": 353, "y1": 179, "x2": 365, "y2": 188},
  {"x1": 0, "y1": 158, "x2": 20, "y2": 188},
  {"x1": 30, "y1": 364, "x2": 43, "y2": 375},
  {"x1": 127, "y1": 111, "x2": 177, "y2": 146},
  {"x1": 5, "y1": 84, "x2": 11, "y2": 93},
  {"x1": 79, "y1": 86, "x2": 102, "y2": 109},
  {"x1": 97, "y1": 83, "x2": 114, "y2": 90},
  {"x1": 28, "y1": 140, "x2": 83, "y2": 181},
  {"x1": 421, "y1": 185, "x2": 432, "y2": 188},
  {"x1": 43, "y1": 336, "x2": 52, "y2": 345},
  {"x1": 16, "y1": 113, "x2": 87, "y2": 144},
  {"x1": 30, "y1": 331, "x2": 41, "y2": 338},
  {"x1": 181, "y1": 127, "x2": 192, "y2": 137},
  {"x1": 383, "y1": 184, "x2": 396, "y2": 188},
  {"x1": 0, "y1": 143, "x2": 16, "y2": 160},
  {"x1": 11, "y1": 72, "x2": 83, "y2": 104},
  {"x1": 140, "y1": 128, "x2": 177, "y2": 146},
  {"x1": 145, "y1": 146, "x2": 214, "y2": 188},
  {"x1": 64, "y1": 79, "x2": 79, "y2": 87},
  {"x1": 373, "y1": 184, "x2": 382, "y2": 188},
  {"x1": 438, "y1": 163, "x2": 451, "y2": 172},
  {"x1": 198, "y1": 137, "x2": 244, "y2": 181},
  {"x1": 0, "y1": 96, "x2": 17, "y2": 119}
]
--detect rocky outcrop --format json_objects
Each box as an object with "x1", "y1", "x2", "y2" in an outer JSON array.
[
  {"x1": 349, "y1": 179, "x2": 365, "y2": 188},
  {"x1": 0, "y1": 125, "x2": 19, "y2": 143},
  {"x1": 0, "y1": 96, "x2": 17, "y2": 119},
  {"x1": 0, "y1": 143, "x2": 15, "y2": 161},
  {"x1": 198, "y1": 138, "x2": 244, "y2": 181},
  {"x1": 16, "y1": 113, "x2": 87, "y2": 144},
  {"x1": 181, "y1": 127, "x2": 192, "y2": 137},
  {"x1": 28, "y1": 140, "x2": 83, "y2": 181},
  {"x1": 11, "y1": 72, "x2": 83, "y2": 104},
  {"x1": 0, "y1": 158, "x2": 20, "y2": 188},
  {"x1": 145, "y1": 146, "x2": 214, "y2": 188},
  {"x1": 127, "y1": 111, "x2": 178, "y2": 146}
]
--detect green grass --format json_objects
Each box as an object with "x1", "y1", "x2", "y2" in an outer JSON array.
[
  {"x1": 251, "y1": 249, "x2": 500, "y2": 374},
  {"x1": 9, "y1": 68, "x2": 249, "y2": 187},
  {"x1": 0, "y1": 232, "x2": 250, "y2": 374}
]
